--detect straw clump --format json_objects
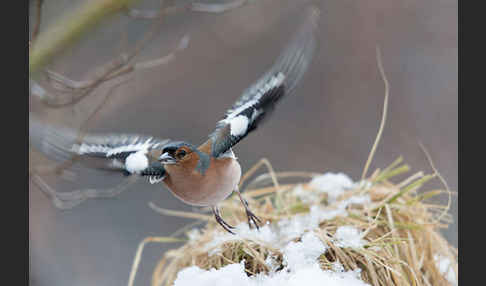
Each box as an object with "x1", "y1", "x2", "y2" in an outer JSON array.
[{"x1": 133, "y1": 156, "x2": 457, "y2": 286}]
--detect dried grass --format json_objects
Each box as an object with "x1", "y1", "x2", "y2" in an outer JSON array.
[{"x1": 127, "y1": 157, "x2": 457, "y2": 286}]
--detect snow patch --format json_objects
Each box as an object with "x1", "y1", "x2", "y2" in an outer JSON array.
[
  {"x1": 174, "y1": 262, "x2": 250, "y2": 286},
  {"x1": 434, "y1": 254, "x2": 457, "y2": 285},
  {"x1": 206, "y1": 173, "x2": 370, "y2": 254},
  {"x1": 334, "y1": 226, "x2": 366, "y2": 249},
  {"x1": 175, "y1": 232, "x2": 370, "y2": 286},
  {"x1": 282, "y1": 231, "x2": 327, "y2": 270},
  {"x1": 309, "y1": 172, "x2": 355, "y2": 203}
]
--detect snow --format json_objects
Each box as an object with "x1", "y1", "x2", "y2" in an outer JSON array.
[
  {"x1": 205, "y1": 205, "x2": 346, "y2": 255},
  {"x1": 334, "y1": 226, "x2": 366, "y2": 249},
  {"x1": 174, "y1": 172, "x2": 372, "y2": 286},
  {"x1": 205, "y1": 173, "x2": 370, "y2": 254},
  {"x1": 264, "y1": 255, "x2": 280, "y2": 272},
  {"x1": 308, "y1": 172, "x2": 355, "y2": 203},
  {"x1": 175, "y1": 232, "x2": 370, "y2": 286},
  {"x1": 434, "y1": 254, "x2": 457, "y2": 285},
  {"x1": 174, "y1": 263, "x2": 250, "y2": 286},
  {"x1": 282, "y1": 231, "x2": 327, "y2": 271}
]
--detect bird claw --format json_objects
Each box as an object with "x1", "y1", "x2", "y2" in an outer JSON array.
[
  {"x1": 236, "y1": 191, "x2": 261, "y2": 230},
  {"x1": 245, "y1": 209, "x2": 261, "y2": 230},
  {"x1": 213, "y1": 207, "x2": 236, "y2": 234}
]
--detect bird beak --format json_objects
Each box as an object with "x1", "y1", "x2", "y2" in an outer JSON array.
[{"x1": 159, "y1": 152, "x2": 176, "y2": 164}]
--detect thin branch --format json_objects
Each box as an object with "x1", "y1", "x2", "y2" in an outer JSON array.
[
  {"x1": 361, "y1": 46, "x2": 390, "y2": 180},
  {"x1": 125, "y1": 8, "x2": 162, "y2": 19},
  {"x1": 31, "y1": 0, "x2": 191, "y2": 109},
  {"x1": 128, "y1": 236, "x2": 184, "y2": 286},
  {"x1": 148, "y1": 202, "x2": 213, "y2": 221},
  {"x1": 42, "y1": 54, "x2": 132, "y2": 108},
  {"x1": 36, "y1": 0, "x2": 190, "y2": 108},
  {"x1": 38, "y1": 32, "x2": 189, "y2": 108},
  {"x1": 418, "y1": 142, "x2": 453, "y2": 224},
  {"x1": 191, "y1": 0, "x2": 247, "y2": 13},
  {"x1": 124, "y1": 2, "x2": 191, "y2": 19},
  {"x1": 29, "y1": 0, "x2": 141, "y2": 74},
  {"x1": 29, "y1": 0, "x2": 44, "y2": 48},
  {"x1": 79, "y1": 77, "x2": 133, "y2": 131}
]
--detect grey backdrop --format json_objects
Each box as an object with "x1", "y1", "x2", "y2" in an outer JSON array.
[{"x1": 29, "y1": 0, "x2": 457, "y2": 285}]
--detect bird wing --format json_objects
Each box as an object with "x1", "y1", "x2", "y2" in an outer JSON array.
[
  {"x1": 29, "y1": 115, "x2": 169, "y2": 179},
  {"x1": 207, "y1": 7, "x2": 319, "y2": 158},
  {"x1": 29, "y1": 116, "x2": 169, "y2": 209}
]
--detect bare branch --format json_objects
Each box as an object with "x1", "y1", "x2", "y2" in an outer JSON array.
[
  {"x1": 37, "y1": 33, "x2": 189, "y2": 108},
  {"x1": 125, "y1": 8, "x2": 162, "y2": 19},
  {"x1": 34, "y1": 0, "x2": 190, "y2": 108},
  {"x1": 29, "y1": 0, "x2": 141, "y2": 74},
  {"x1": 29, "y1": 0, "x2": 44, "y2": 48},
  {"x1": 124, "y1": 2, "x2": 193, "y2": 19},
  {"x1": 191, "y1": 0, "x2": 248, "y2": 13},
  {"x1": 31, "y1": 174, "x2": 139, "y2": 209}
]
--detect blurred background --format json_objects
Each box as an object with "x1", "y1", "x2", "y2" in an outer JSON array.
[{"x1": 29, "y1": 0, "x2": 457, "y2": 285}]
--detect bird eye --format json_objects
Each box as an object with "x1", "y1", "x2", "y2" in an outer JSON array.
[{"x1": 176, "y1": 150, "x2": 187, "y2": 159}]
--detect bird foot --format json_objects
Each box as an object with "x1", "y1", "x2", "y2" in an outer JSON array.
[
  {"x1": 236, "y1": 191, "x2": 262, "y2": 230},
  {"x1": 245, "y1": 208, "x2": 262, "y2": 230},
  {"x1": 213, "y1": 207, "x2": 236, "y2": 234}
]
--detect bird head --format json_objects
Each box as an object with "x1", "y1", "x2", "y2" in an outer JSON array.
[
  {"x1": 159, "y1": 141, "x2": 196, "y2": 165},
  {"x1": 159, "y1": 141, "x2": 210, "y2": 175}
]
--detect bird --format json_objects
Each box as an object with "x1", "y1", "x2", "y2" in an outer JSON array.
[{"x1": 29, "y1": 7, "x2": 319, "y2": 234}]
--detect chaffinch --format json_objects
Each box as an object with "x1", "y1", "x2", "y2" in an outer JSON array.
[{"x1": 29, "y1": 8, "x2": 319, "y2": 233}]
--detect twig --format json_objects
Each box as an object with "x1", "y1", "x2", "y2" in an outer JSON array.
[
  {"x1": 148, "y1": 202, "x2": 213, "y2": 221},
  {"x1": 191, "y1": 0, "x2": 247, "y2": 13},
  {"x1": 29, "y1": 0, "x2": 44, "y2": 48},
  {"x1": 128, "y1": 236, "x2": 184, "y2": 286},
  {"x1": 361, "y1": 46, "x2": 390, "y2": 180},
  {"x1": 124, "y1": 3, "x2": 190, "y2": 19},
  {"x1": 38, "y1": 3, "x2": 189, "y2": 108},
  {"x1": 418, "y1": 142, "x2": 453, "y2": 224},
  {"x1": 39, "y1": 31, "x2": 188, "y2": 107},
  {"x1": 42, "y1": 54, "x2": 132, "y2": 108},
  {"x1": 79, "y1": 77, "x2": 133, "y2": 131},
  {"x1": 125, "y1": 8, "x2": 162, "y2": 19},
  {"x1": 30, "y1": 0, "x2": 141, "y2": 74}
]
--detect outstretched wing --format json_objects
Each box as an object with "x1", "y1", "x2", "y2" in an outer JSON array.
[
  {"x1": 207, "y1": 7, "x2": 320, "y2": 158},
  {"x1": 29, "y1": 115, "x2": 169, "y2": 179}
]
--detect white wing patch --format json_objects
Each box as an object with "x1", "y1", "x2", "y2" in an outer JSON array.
[
  {"x1": 73, "y1": 143, "x2": 111, "y2": 155},
  {"x1": 73, "y1": 137, "x2": 160, "y2": 158},
  {"x1": 125, "y1": 151, "x2": 149, "y2": 174},
  {"x1": 229, "y1": 115, "x2": 249, "y2": 136},
  {"x1": 105, "y1": 137, "x2": 154, "y2": 157},
  {"x1": 149, "y1": 176, "x2": 164, "y2": 184}
]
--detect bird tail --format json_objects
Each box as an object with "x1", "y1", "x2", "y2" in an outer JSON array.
[{"x1": 29, "y1": 115, "x2": 80, "y2": 163}]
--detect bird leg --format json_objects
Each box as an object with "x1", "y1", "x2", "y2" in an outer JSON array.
[
  {"x1": 236, "y1": 189, "x2": 261, "y2": 230},
  {"x1": 212, "y1": 206, "x2": 235, "y2": 234}
]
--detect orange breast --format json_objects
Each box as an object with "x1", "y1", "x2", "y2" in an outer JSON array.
[{"x1": 163, "y1": 157, "x2": 241, "y2": 206}]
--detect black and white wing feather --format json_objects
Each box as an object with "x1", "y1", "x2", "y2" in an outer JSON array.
[
  {"x1": 208, "y1": 7, "x2": 319, "y2": 158},
  {"x1": 29, "y1": 115, "x2": 169, "y2": 181}
]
